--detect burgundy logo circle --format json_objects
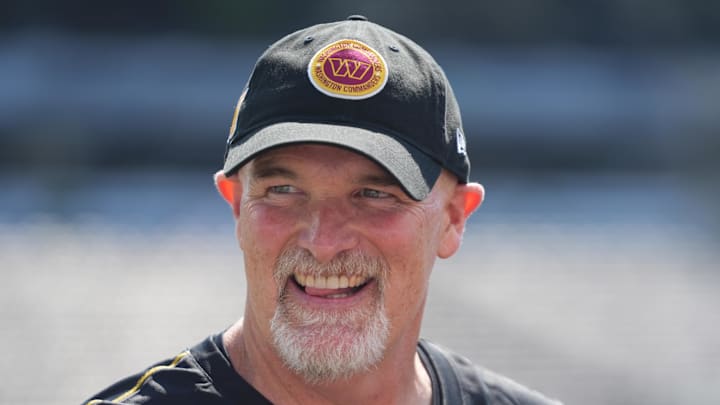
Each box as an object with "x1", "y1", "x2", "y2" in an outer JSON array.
[{"x1": 308, "y1": 39, "x2": 388, "y2": 100}]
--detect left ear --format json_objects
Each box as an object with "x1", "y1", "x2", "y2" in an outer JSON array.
[{"x1": 437, "y1": 182, "x2": 484, "y2": 259}]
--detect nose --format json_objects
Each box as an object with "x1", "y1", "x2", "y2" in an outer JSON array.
[{"x1": 297, "y1": 198, "x2": 359, "y2": 264}]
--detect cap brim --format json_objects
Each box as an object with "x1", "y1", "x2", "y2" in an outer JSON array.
[{"x1": 223, "y1": 122, "x2": 442, "y2": 200}]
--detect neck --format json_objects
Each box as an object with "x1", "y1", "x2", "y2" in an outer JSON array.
[{"x1": 222, "y1": 317, "x2": 432, "y2": 405}]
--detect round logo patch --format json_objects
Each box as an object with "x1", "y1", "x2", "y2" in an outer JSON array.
[{"x1": 308, "y1": 39, "x2": 388, "y2": 100}]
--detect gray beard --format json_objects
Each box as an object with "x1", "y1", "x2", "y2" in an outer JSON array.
[{"x1": 269, "y1": 248, "x2": 390, "y2": 385}]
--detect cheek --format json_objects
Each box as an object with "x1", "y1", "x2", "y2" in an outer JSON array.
[
  {"x1": 372, "y1": 205, "x2": 447, "y2": 318},
  {"x1": 237, "y1": 205, "x2": 299, "y2": 306},
  {"x1": 372, "y1": 214, "x2": 438, "y2": 314},
  {"x1": 238, "y1": 204, "x2": 297, "y2": 252},
  {"x1": 368, "y1": 207, "x2": 443, "y2": 263}
]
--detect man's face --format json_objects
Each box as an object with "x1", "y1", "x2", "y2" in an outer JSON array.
[{"x1": 233, "y1": 144, "x2": 462, "y2": 383}]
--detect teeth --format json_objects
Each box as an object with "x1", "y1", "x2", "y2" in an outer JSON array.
[{"x1": 295, "y1": 273, "x2": 368, "y2": 289}]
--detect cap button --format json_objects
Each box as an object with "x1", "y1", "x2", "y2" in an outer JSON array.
[{"x1": 347, "y1": 15, "x2": 368, "y2": 21}]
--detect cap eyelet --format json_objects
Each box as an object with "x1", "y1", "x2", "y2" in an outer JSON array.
[
  {"x1": 303, "y1": 36, "x2": 314, "y2": 44},
  {"x1": 389, "y1": 45, "x2": 400, "y2": 52}
]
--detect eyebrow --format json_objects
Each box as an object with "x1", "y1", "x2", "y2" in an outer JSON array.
[
  {"x1": 355, "y1": 172, "x2": 401, "y2": 188},
  {"x1": 248, "y1": 157, "x2": 298, "y2": 181},
  {"x1": 251, "y1": 165, "x2": 298, "y2": 181}
]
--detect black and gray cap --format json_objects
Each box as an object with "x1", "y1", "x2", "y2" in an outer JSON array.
[{"x1": 223, "y1": 15, "x2": 470, "y2": 200}]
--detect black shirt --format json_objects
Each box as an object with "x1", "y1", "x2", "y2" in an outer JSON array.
[{"x1": 84, "y1": 333, "x2": 561, "y2": 404}]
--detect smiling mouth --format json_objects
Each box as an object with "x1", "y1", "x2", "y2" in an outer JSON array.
[{"x1": 293, "y1": 273, "x2": 371, "y2": 299}]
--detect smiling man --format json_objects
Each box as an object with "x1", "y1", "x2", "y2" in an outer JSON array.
[{"x1": 85, "y1": 16, "x2": 561, "y2": 405}]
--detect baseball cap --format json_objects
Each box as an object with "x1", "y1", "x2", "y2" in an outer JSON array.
[{"x1": 223, "y1": 15, "x2": 470, "y2": 200}]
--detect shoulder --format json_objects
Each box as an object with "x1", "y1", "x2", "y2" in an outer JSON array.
[
  {"x1": 418, "y1": 339, "x2": 563, "y2": 405},
  {"x1": 83, "y1": 334, "x2": 267, "y2": 405},
  {"x1": 83, "y1": 349, "x2": 220, "y2": 405}
]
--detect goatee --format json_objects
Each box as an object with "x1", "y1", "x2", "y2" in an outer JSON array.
[{"x1": 270, "y1": 248, "x2": 390, "y2": 385}]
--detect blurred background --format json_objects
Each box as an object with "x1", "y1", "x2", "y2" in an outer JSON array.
[{"x1": 1, "y1": 1, "x2": 719, "y2": 404}]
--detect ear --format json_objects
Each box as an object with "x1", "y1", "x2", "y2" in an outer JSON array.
[
  {"x1": 437, "y1": 182, "x2": 484, "y2": 259},
  {"x1": 213, "y1": 170, "x2": 241, "y2": 218}
]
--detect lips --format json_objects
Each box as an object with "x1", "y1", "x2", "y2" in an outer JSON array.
[{"x1": 293, "y1": 273, "x2": 371, "y2": 299}]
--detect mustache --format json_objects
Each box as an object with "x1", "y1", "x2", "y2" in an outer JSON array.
[{"x1": 273, "y1": 248, "x2": 388, "y2": 287}]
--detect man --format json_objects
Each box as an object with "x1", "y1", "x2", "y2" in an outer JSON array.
[{"x1": 85, "y1": 16, "x2": 560, "y2": 405}]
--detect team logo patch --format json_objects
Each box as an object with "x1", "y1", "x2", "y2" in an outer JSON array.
[{"x1": 308, "y1": 39, "x2": 388, "y2": 100}]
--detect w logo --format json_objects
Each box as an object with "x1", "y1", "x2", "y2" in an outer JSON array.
[
  {"x1": 328, "y1": 58, "x2": 372, "y2": 81},
  {"x1": 309, "y1": 39, "x2": 387, "y2": 99}
]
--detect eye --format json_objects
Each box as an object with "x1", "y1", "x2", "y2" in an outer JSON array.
[
  {"x1": 359, "y1": 188, "x2": 392, "y2": 199},
  {"x1": 268, "y1": 185, "x2": 299, "y2": 195}
]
